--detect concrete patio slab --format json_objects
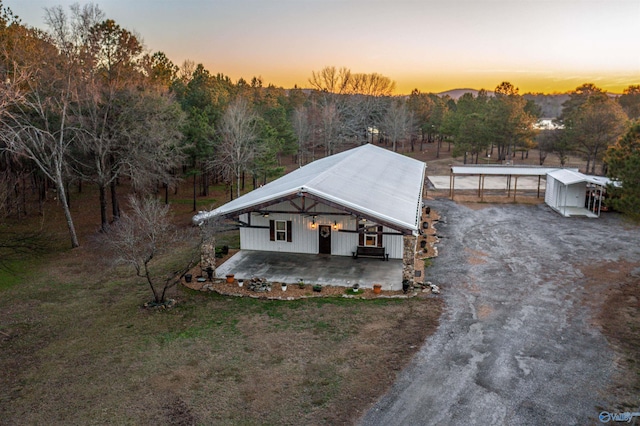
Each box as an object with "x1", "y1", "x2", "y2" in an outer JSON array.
[{"x1": 215, "y1": 250, "x2": 403, "y2": 290}]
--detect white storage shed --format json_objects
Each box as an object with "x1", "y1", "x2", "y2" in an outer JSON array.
[{"x1": 545, "y1": 169, "x2": 606, "y2": 217}]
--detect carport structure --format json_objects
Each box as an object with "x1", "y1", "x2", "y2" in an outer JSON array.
[{"x1": 449, "y1": 165, "x2": 579, "y2": 201}]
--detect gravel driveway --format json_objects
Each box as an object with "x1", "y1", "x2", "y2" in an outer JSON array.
[{"x1": 361, "y1": 199, "x2": 640, "y2": 426}]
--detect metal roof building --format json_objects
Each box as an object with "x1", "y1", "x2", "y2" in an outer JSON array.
[
  {"x1": 194, "y1": 144, "x2": 426, "y2": 235},
  {"x1": 193, "y1": 142, "x2": 427, "y2": 289}
]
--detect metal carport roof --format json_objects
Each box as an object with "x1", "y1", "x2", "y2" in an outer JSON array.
[
  {"x1": 448, "y1": 165, "x2": 581, "y2": 200},
  {"x1": 451, "y1": 165, "x2": 578, "y2": 176}
]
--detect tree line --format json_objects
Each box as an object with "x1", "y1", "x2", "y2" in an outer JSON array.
[
  {"x1": 0, "y1": 4, "x2": 441, "y2": 249},
  {"x1": 2, "y1": 2, "x2": 640, "y2": 250}
]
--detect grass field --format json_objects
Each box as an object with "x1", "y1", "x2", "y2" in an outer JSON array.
[{"x1": 0, "y1": 241, "x2": 442, "y2": 424}]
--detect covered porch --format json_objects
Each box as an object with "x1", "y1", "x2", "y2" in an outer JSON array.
[{"x1": 215, "y1": 250, "x2": 404, "y2": 291}]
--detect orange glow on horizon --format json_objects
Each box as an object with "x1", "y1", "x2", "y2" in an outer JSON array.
[{"x1": 205, "y1": 62, "x2": 638, "y2": 95}]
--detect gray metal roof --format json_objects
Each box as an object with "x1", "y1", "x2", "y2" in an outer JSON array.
[
  {"x1": 193, "y1": 144, "x2": 426, "y2": 233},
  {"x1": 451, "y1": 165, "x2": 579, "y2": 176}
]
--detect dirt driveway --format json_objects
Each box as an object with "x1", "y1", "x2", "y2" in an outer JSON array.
[{"x1": 361, "y1": 199, "x2": 640, "y2": 425}]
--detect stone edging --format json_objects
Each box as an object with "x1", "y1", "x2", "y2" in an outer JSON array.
[{"x1": 191, "y1": 282, "x2": 420, "y2": 300}]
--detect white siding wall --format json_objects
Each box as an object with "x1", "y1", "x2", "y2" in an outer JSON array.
[
  {"x1": 239, "y1": 212, "x2": 316, "y2": 254},
  {"x1": 382, "y1": 229, "x2": 403, "y2": 259},
  {"x1": 565, "y1": 183, "x2": 586, "y2": 207},
  {"x1": 545, "y1": 176, "x2": 557, "y2": 208},
  {"x1": 545, "y1": 177, "x2": 586, "y2": 210},
  {"x1": 238, "y1": 201, "x2": 404, "y2": 258}
]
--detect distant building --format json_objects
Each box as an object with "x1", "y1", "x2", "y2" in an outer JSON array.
[{"x1": 534, "y1": 119, "x2": 564, "y2": 130}]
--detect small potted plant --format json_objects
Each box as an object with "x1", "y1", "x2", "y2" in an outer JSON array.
[
  {"x1": 281, "y1": 282, "x2": 287, "y2": 292},
  {"x1": 238, "y1": 279, "x2": 244, "y2": 287},
  {"x1": 313, "y1": 284, "x2": 322, "y2": 292},
  {"x1": 226, "y1": 274, "x2": 235, "y2": 283},
  {"x1": 373, "y1": 284, "x2": 382, "y2": 294},
  {"x1": 298, "y1": 279, "x2": 305, "y2": 289}
]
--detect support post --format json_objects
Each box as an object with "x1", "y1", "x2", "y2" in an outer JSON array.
[
  {"x1": 200, "y1": 227, "x2": 216, "y2": 278},
  {"x1": 402, "y1": 235, "x2": 417, "y2": 287},
  {"x1": 597, "y1": 184, "x2": 603, "y2": 217},
  {"x1": 450, "y1": 173, "x2": 455, "y2": 200}
]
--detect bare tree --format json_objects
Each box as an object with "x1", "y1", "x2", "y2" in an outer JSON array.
[
  {"x1": 342, "y1": 93, "x2": 390, "y2": 145},
  {"x1": 291, "y1": 105, "x2": 311, "y2": 165},
  {"x1": 349, "y1": 73, "x2": 396, "y2": 96},
  {"x1": 317, "y1": 96, "x2": 343, "y2": 156},
  {"x1": 214, "y1": 97, "x2": 260, "y2": 198},
  {"x1": 309, "y1": 66, "x2": 352, "y2": 94},
  {"x1": 106, "y1": 196, "x2": 198, "y2": 305},
  {"x1": 0, "y1": 47, "x2": 82, "y2": 247},
  {"x1": 536, "y1": 129, "x2": 551, "y2": 165},
  {"x1": 45, "y1": 3, "x2": 103, "y2": 59},
  {"x1": 308, "y1": 67, "x2": 396, "y2": 147},
  {"x1": 177, "y1": 59, "x2": 195, "y2": 83},
  {"x1": 0, "y1": 5, "x2": 84, "y2": 247},
  {"x1": 381, "y1": 97, "x2": 414, "y2": 152},
  {"x1": 70, "y1": 16, "x2": 147, "y2": 229},
  {"x1": 47, "y1": 6, "x2": 183, "y2": 230},
  {"x1": 309, "y1": 66, "x2": 395, "y2": 96}
]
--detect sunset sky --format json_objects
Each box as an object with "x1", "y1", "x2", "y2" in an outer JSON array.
[{"x1": 7, "y1": 0, "x2": 640, "y2": 94}]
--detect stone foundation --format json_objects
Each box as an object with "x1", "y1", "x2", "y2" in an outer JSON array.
[{"x1": 402, "y1": 235, "x2": 417, "y2": 284}]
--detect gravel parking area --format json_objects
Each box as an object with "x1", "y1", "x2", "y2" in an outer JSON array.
[{"x1": 361, "y1": 199, "x2": 640, "y2": 425}]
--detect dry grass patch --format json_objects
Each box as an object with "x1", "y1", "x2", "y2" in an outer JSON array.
[{"x1": 579, "y1": 260, "x2": 640, "y2": 413}]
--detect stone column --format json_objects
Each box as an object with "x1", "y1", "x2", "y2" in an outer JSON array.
[
  {"x1": 402, "y1": 234, "x2": 417, "y2": 284},
  {"x1": 200, "y1": 233, "x2": 216, "y2": 279}
]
